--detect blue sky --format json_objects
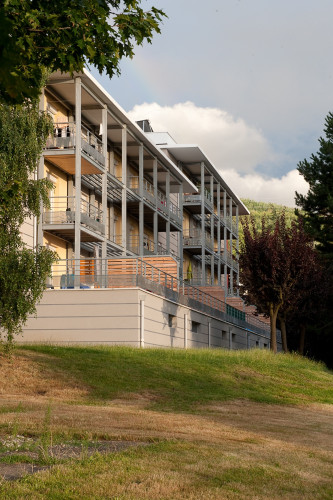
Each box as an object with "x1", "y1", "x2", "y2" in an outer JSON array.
[{"x1": 91, "y1": 0, "x2": 333, "y2": 206}]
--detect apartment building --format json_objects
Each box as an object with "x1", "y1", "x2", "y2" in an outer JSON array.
[{"x1": 20, "y1": 70, "x2": 280, "y2": 350}]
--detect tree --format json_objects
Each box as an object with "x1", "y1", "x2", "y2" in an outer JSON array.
[
  {"x1": 296, "y1": 111, "x2": 333, "y2": 262},
  {"x1": 0, "y1": 102, "x2": 57, "y2": 346},
  {"x1": 239, "y1": 214, "x2": 319, "y2": 353},
  {"x1": 0, "y1": 0, "x2": 166, "y2": 104}
]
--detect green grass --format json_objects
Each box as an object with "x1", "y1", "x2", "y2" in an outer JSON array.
[{"x1": 18, "y1": 345, "x2": 333, "y2": 411}]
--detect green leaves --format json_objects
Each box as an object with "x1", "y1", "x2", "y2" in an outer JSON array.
[
  {"x1": 0, "y1": 0, "x2": 166, "y2": 104},
  {"x1": 0, "y1": 101, "x2": 56, "y2": 345}
]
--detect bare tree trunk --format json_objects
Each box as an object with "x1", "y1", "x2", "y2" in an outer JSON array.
[
  {"x1": 280, "y1": 316, "x2": 288, "y2": 353},
  {"x1": 269, "y1": 303, "x2": 279, "y2": 353},
  {"x1": 299, "y1": 324, "x2": 306, "y2": 355}
]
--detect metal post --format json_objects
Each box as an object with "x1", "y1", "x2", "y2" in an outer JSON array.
[
  {"x1": 208, "y1": 320, "x2": 211, "y2": 348},
  {"x1": 153, "y1": 158, "x2": 158, "y2": 253},
  {"x1": 178, "y1": 182, "x2": 183, "y2": 279},
  {"x1": 102, "y1": 105, "x2": 107, "y2": 260},
  {"x1": 166, "y1": 170, "x2": 170, "y2": 253},
  {"x1": 201, "y1": 162, "x2": 205, "y2": 285},
  {"x1": 74, "y1": 77, "x2": 82, "y2": 288},
  {"x1": 139, "y1": 143, "x2": 144, "y2": 256},
  {"x1": 217, "y1": 183, "x2": 221, "y2": 286},
  {"x1": 121, "y1": 125, "x2": 127, "y2": 255},
  {"x1": 223, "y1": 190, "x2": 227, "y2": 297}
]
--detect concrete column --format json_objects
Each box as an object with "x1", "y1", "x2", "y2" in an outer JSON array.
[
  {"x1": 139, "y1": 143, "x2": 144, "y2": 256},
  {"x1": 166, "y1": 170, "x2": 170, "y2": 252},
  {"x1": 37, "y1": 88, "x2": 45, "y2": 248},
  {"x1": 217, "y1": 183, "x2": 221, "y2": 285},
  {"x1": 121, "y1": 125, "x2": 127, "y2": 255},
  {"x1": 102, "y1": 105, "x2": 107, "y2": 259},
  {"x1": 201, "y1": 162, "x2": 205, "y2": 285},
  {"x1": 153, "y1": 158, "x2": 158, "y2": 253},
  {"x1": 74, "y1": 77, "x2": 82, "y2": 284}
]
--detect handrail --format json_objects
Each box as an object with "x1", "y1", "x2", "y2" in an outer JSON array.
[{"x1": 50, "y1": 257, "x2": 273, "y2": 338}]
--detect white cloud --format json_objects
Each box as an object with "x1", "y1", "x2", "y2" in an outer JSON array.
[
  {"x1": 221, "y1": 169, "x2": 308, "y2": 208},
  {"x1": 128, "y1": 102, "x2": 277, "y2": 173},
  {"x1": 128, "y1": 102, "x2": 309, "y2": 207}
]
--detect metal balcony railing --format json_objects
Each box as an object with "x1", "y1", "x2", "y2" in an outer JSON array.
[
  {"x1": 49, "y1": 257, "x2": 273, "y2": 338},
  {"x1": 45, "y1": 122, "x2": 105, "y2": 167},
  {"x1": 43, "y1": 196, "x2": 104, "y2": 235},
  {"x1": 183, "y1": 230, "x2": 214, "y2": 250},
  {"x1": 184, "y1": 187, "x2": 213, "y2": 208}
]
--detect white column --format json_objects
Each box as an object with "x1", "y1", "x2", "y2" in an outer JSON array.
[
  {"x1": 217, "y1": 183, "x2": 221, "y2": 285},
  {"x1": 223, "y1": 190, "x2": 227, "y2": 297},
  {"x1": 166, "y1": 170, "x2": 170, "y2": 252},
  {"x1": 179, "y1": 183, "x2": 184, "y2": 278},
  {"x1": 121, "y1": 126, "x2": 127, "y2": 255},
  {"x1": 102, "y1": 105, "x2": 107, "y2": 260},
  {"x1": 153, "y1": 158, "x2": 158, "y2": 253},
  {"x1": 201, "y1": 162, "x2": 205, "y2": 285},
  {"x1": 139, "y1": 143, "x2": 144, "y2": 256},
  {"x1": 74, "y1": 77, "x2": 82, "y2": 286}
]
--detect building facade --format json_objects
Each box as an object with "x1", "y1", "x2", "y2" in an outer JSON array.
[{"x1": 20, "y1": 70, "x2": 280, "y2": 350}]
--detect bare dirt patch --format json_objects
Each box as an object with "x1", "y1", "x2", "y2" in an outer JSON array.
[{"x1": 0, "y1": 441, "x2": 146, "y2": 481}]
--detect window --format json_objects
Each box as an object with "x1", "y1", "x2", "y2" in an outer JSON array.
[
  {"x1": 168, "y1": 314, "x2": 176, "y2": 328},
  {"x1": 192, "y1": 321, "x2": 200, "y2": 334}
]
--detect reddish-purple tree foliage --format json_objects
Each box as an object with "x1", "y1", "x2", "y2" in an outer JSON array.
[{"x1": 239, "y1": 213, "x2": 321, "y2": 353}]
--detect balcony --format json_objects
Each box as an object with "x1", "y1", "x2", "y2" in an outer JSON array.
[
  {"x1": 126, "y1": 234, "x2": 179, "y2": 260},
  {"x1": 43, "y1": 196, "x2": 105, "y2": 241},
  {"x1": 183, "y1": 187, "x2": 213, "y2": 213},
  {"x1": 44, "y1": 122, "x2": 105, "y2": 174},
  {"x1": 183, "y1": 230, "x2": 214, "y2": 252},
  {"x1": 127, "y1": 177, "x2": 182, "y2": 226}
]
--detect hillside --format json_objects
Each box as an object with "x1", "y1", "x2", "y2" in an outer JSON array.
[
  {"x1": 239, "y1": 199, "x2": 297, "y2": 248},
  {"x1": 0, "y1": 346, "x2": 332, "y2": 499}
]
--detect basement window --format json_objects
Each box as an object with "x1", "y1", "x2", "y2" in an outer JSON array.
[
  {"x1": 168, "y1": 314, "x2": 176, "y2": 328},
  {"x1": 191, "y1": 321, "x2": 200, "y2": 334}
]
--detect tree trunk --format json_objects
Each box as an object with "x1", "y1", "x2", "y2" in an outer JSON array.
[
  {"x1": 299, "y1": 324, "x2": 306, "y2": 355},
  {"x1": 269, "y1": 303, "x2": 279, "y2": 353},
  {"x1": 280, "y1": 316, "x2": 288, "y2": 353}
]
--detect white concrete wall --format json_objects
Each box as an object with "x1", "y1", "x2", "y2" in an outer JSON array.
[{"x1": 20, "y1": 287, "x2": 274, "y2": 351}]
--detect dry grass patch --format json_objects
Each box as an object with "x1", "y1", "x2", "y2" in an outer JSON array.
[{"x1": 0, "y1": 351, "x2": 89, "y2": 401}]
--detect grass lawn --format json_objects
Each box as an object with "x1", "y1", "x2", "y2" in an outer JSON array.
[{"x1": 0, "y1": 346, "x2": 332, "y2": 499}]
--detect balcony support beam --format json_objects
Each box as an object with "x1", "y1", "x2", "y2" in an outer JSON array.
[
  {"x1": 153, "y1": 158, "x2": 158, "y2": 253},
  {"x1": 201, "y1": 162, "x2": 206, "y2": 285},
  {"x1": 179, "y1": 183, "x2": 184, "y2": 279},
  {"x1": 166, "y1": 170, "x2": 170, "y2": 253},
  {"x1": 102, "y1": 104, "x2": 108, "y2": 260},
  {"x1": 121, "y1": 125, "x2": 127, "y2": 255},
  {"x1": 139, "y1": 143, "x2": 144, "y2": 256},
  {"x1": 74, "y1": 77, "x2": 82, "y2": 284},
  {"x1": 223, "y1": 189, "x2": 227, "y2": 298},
  {"x1": 217, "y1": 183, "x2": 221, "y2": 285},
  {"x1": 229, "y1": 197, "x2": 233, "y2": 294},
  {"x1": 210, "y1": 175, "x2": 214, "y2": 284}
]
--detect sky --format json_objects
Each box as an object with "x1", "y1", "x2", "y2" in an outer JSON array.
[{"x1": 91, "y1": 0, "x2": 333, "y2": 207}]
